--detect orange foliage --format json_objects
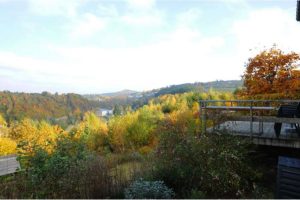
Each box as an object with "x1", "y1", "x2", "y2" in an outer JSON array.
[{"x1": 242, "y1": 46, "x2": 300, "y2": 98}]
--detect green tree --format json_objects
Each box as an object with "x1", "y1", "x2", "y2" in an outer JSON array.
[{"x1": 113, "y1": 105, "x2": 123, "y2": 116}]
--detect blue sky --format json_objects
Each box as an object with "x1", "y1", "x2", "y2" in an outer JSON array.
[{"x1": 0, "y1": 0, "x2": 299, "y2": 94}]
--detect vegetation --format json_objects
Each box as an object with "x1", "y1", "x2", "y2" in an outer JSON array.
[
  {"x1": 0, "y1": 91, "x2": 97, "y2": 125},
  {"x1": 154, "y1": 80, "x2": 243, "y2": 97},
  {"x1": 240, "y1": 46, "x2": 300, "y2": 99},
  {"x1": 84, "y1": 80, "x2": 242, "y2": 110},
  {"x1": 1, "y1": 46, "x2": 298, "y2": 198},
  {"x1": 124, "y1": 179, "x2": 175, "y2": 199},
  {"x1": 0, "y1": 90, "x2": 253, "y2": 198},
  {"x1": 0, "y1": 136, "x2": 132, "y2": 198},
  {"x1": 150, "y1": 128, "x2": 263, "y2": 198},
  {"x1": 0, "y1": 137, "x2": 16, "y2": 156}
]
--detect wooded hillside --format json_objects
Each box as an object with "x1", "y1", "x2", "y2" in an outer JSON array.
[{"x1": 0, "y1": 91, "x2": 96, "y2": 122}]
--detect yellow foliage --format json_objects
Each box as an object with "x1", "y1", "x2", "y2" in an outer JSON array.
[
  {"x1": 9, "y1": 118, "x2": 38, "y2": 143},
  {"x1": 37, "y1": 121, "x2": 63, "y2": 153},
  {"x1": 0, "y1": 114, "x2": 8, "y2": 137},
  {"x1": 138, "y1": 146, "x2": 153, "y2": 155},
  {"x1": 167, "y1": 108, "x2": 199, "y2": 135},
  {"x1": 0, "y1": 114, "x2": 7, "y2": 127},
  {"x1": 108, "y1": 113, "x2": 137, "y2": 153},
  {"x1": 83, "y1": 112, "x2": 108, "y2": 134},
  {"x1": 71, "y1": 112, "x2": 108, "y2": 153},
  {"x1": 0, "y1": 137, "x2": 17, "y2": 156},
  {"x1": 9, "y1": 119, "x2": 63, "y2": 154}
]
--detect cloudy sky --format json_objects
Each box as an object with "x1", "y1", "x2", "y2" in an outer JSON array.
[{"x1": 0, "y1": 0, "x2": 299, "y2": 94}]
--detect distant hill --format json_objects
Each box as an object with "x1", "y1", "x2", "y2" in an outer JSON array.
[
  {"x1": 154, "y1": 80, "x2": 243, "y2": 97},
  {"x1": 84, "y1": 80, "x2": 243, "y2": 109},
  {"x1": 100, "y1": 89, "x2": 138, "y2": 97}
]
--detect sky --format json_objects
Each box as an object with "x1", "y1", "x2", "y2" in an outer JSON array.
[{"x1": 0, "y1": 0, "x2": 300, "y2": 94}]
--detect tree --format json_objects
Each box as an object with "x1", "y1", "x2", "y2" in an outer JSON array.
[
  {"x1": 113, "y1": 105, "x2": 123, "y2": 116},
  {"x1": 0, "y1": 137, "x2": 16, "y2": 155},
  {"x1": 71, "y1": 112, "x2": 108, "y2": 153},
  {"x1": 0, "y1": 114, "x2": 7, "y2": 127},
  {"x1": 9, "y1": 119, "x2": 63, "y2": 155},
  {"x1": 242, "y1": 46, "x2": 300, "y2": 98}
]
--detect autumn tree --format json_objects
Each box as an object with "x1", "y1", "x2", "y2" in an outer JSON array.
[
  {"x1": 0, "y1": 114, "x2": 8, "y2": 137},
  {"x1": 242, "y1": 47, "x2": 300, "y2": 98},
  {"x1": 9, "y1": 119, "x2": 64, "y2": 155},
  {"x1": 71, "y1": 112, "x2": 108, "y2": 153},
  {"x1": 0, "y1": 137, "x2": 16, "y2": 155},
  {"x1": 0, "y1": 114, "x2": 6, "y2": 127}
]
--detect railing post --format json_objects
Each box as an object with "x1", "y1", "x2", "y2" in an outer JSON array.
[
  {"x1": 250, "y1": 101, "x2": 253, "y2": 139},
  {"x1": 199, "y1": 101, "x2": 202, "y2": 135},
  {"x1": 201, "y1": 101, "x2": 206, "y2": 134}
]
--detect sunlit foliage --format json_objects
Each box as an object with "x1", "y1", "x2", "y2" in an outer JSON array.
[
  {"x1": 0, "y1": 89, "x2": 275, "y2": 198},
  {"x1": 9, "y1": 119, "x2": 64, "y2": 156},
  {"x1": 0, "y1": 137, "x2": 17, "y2": 156},
  {"x1": 241, "y1": 46, "x2": 300, "y2": 98},
  {"x1": 71, "y1": 112, "x2": 108, "y2": 153},
  {"x1": 0, "y1": 90, "x2": 235, "y2": 157},
  {"x1": 0, "y1": 114, "x2": 7, "y2": 127},
  {"x1": 0, "y1": 91, "x2": 95, "y2": 123}
]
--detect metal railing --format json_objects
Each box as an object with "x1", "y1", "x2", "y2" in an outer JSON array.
[{"x1": 199, "y1": 99, "x2": 300, "y2": 137}]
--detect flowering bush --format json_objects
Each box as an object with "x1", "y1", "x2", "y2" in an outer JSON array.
[{"x1": 124, "y1": 179, "x2": 175, "y2": 199}]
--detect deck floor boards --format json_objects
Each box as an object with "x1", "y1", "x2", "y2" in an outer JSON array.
[{"x1": 0, "y1": 155, "x2": 20, "y2": 176}]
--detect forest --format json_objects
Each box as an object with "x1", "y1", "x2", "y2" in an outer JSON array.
[
  {"x1": 0, "y1": 47, "x2": 300, "y2": 198},
  {"x1": 0, "y1": 92, "x2": 99, "y2": 128}
]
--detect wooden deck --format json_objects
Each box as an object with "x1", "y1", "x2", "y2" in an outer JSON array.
[
  {"x1": 0, "y1": 155, "x2": 20, "y2": 176},
  {"x1": 209, "y1": 121, "x2": 300, "y2": 148}
]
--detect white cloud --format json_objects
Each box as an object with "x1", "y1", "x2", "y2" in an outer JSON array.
[
  {"x1": 0, "y1": 51, "x2": 69, "y2": 78},
  {"x1": 177, "y1": 8, "x2": 202, "y2": 28},
  {"x1": 232, "y1": 7, "x2": 300, "y2": 55},
  {"x1": 121, "y1": 0, "x2": 163, "y2": 27},
  {"x1": 69, "y1": 13, "x2": 106, "y2": 38},
  {"x1": 27, "y1": 0, "x2": 83, "y2": 17},
  {"x1": 121, "y1": 11, "x2": 163, "y2": 26},
  {"x1": 126, "y1": 0, "x2": 156, "y2": 10},
  {"x1": 97, "y1": 4, "x2": 119, "y2": 17},
  {"x1": 10, "y1": 1, "x2": 300, "y2": 93},
  {"x1": 0, "y1": 22, "x2": 229, "y2": 93}
]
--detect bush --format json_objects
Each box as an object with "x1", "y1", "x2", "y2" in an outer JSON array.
[
  {"x1": 5, "y1": 136, "x2": 132, "y2": 198},
  {"x1": 124, "y1": 179, "x2": 175, "y2": 199},
  {"x1": 150, "y1": 120, "x2": 265, "y2": 198}
]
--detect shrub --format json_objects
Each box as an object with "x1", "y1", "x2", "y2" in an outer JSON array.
[
  {"x1": 150, "y1": 120, "x2": 264, "y2": 198},
  {"x1": 124, "y1": 178, "x2": 175, "y2": 199},
  {"x1": 10, "y1": 136, "x2": 131, "y2": 198}
]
